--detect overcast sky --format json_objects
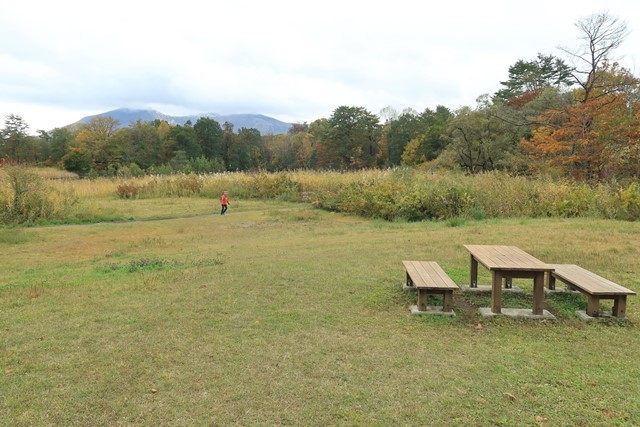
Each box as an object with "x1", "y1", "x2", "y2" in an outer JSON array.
[{"x1": 1, "y1": 0, "x2": 639, "y2": 131}]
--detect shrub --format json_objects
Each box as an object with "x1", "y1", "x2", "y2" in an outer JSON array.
[
  {"x1": 469, "y1": 205, "x2": 487, "y2": 220},
  {"x1": 129, "y1": 163, "x2": 145, "y2": 177},
  {"x1": 116, "y1": 165, "x2": 131, "y2": 178},
  {"x1": 116, "y1": 182, "x2": 141, "y2": 199},
  {"x1": 106, "y1": 163, "x2": 119, "y2": 177},
  {"x1": 117, "y1": 163, "x2": 145, "y2": 178},
  {"x1": 0, "y1": 167, "x2": 77, "y2": 224},
  {"x1": 171, "y1": 174, "x2": 203, "y2": 195},
  {"x1": 615, "y1": 182, "x2": 640, "y2": 221},
  {"x1": 62, "y1": 149, "x2": 92, "y2": 177},
  {"x1": 137, "y1": 174, "x2": 204, "y2": 198},
  {"x1": 190, "y1": 156, "x2": 225, "y2": 174},
  {"x1": 247, "y1": 173, "x2": 301, "y2": 200},
  {"x1": 147, "y1": 164, "x2": 175, "y2": 175},
  {"x1": 169, "y1": 151, "x2": 190, "y2": 172},
  {"x1": 553, "y1": 185, "x2": 595, "y2": 218},
  {"x1": 336, "y1": 179, "x2": 401, "y2": 220},
  {"x1": 396, "y1": 183, "x2": 472, "y2": 221}
]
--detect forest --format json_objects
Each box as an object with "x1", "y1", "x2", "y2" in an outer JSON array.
[{"x1": 1, "y1": 12, "x2": 639, "y2": 183}]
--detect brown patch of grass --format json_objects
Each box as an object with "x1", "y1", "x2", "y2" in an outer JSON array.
[{"x1": 26, "y1": 284, "x2": 43, "y2": 299}]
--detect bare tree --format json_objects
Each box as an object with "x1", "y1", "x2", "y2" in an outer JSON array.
[
  {"x1": 378, "y1": 106, "x2": 398, "y2": 123},
  {"x1": 559, "y1": 12, "x2": 631, "y2": 102}
]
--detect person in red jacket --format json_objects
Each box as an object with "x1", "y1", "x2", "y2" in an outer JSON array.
[{"x1": 219, "y1": 191, "x2": 229, "y2": 215}]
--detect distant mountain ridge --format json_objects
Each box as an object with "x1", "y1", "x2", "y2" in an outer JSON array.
[{"x1": 72, "y1": 108, "x2": 292, "y2": 135}]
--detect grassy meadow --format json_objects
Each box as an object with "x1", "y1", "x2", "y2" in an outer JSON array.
[{"x1": 1, "y1": 190, "x2": 640, "y2": 424}]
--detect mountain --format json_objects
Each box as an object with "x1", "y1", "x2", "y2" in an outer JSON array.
[{"x1": 72, "y1": 108, "x2": 292, "y2": 135}]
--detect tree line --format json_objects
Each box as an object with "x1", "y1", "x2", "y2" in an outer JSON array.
[{"x1": 2, "y1": 12, "x2": 639, "y2": 182}]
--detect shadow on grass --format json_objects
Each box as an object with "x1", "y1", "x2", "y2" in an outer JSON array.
[{"x1": 401, "y1": 286, "x2": 632, "y2": 326}]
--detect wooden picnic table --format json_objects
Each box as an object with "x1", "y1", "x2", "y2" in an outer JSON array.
[{"x1": 464, "y1": 245, "x2": 553, "y2": 315}]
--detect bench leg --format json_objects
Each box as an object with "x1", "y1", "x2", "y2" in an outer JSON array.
[
  {"x1": 491, "y1": 271, "x2": 502, "y2": 314},
  {"x1": 533, "y1": 272, "x2": 544, "y2": 315},
  {"x1": 442, "y1": 291, "x2": 453, "y2": 312},
  {"x1": 503, "y1": 277, "x2": 513, "y2": 289},
  {"x1": 547, "y1": 273, "x2": 556, "y2": 290},
  {"x1": 406, "y1": 272, "x2": 414, "y2": 287},
  {"x1": 417, "y1": 289, "x2": 428, "y2": 311},
  {"x1": 470, "y1": 255, "x2": 478, "y2": 288},
  {"x1": 586, "y1": 295, "x2": 600, "y2": 317},
  {"x1": 612, "y1": 296, "x2": 627, "y2": 318}
]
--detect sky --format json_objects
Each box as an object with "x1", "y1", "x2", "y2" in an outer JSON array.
[{"x1": 1, "y1": 0, "x2": 640, "y2": 132}]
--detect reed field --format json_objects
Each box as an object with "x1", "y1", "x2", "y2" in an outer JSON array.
[{"x1": 1, "y1": 167, "x2": 640, "y2": 225}]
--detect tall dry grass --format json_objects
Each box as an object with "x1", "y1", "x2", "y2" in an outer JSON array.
[
  {"x1": 0, "y1": 167, "x2": 78, "y2": 224},
  {"x1": 71, "y1": 169, "x2": 640, "y2": 221},
  {"x1": 4, "y1": 167, "x2": 640, "y2": 223}
]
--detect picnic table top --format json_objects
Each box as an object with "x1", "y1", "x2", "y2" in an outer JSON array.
[{"x1": 464, "y1": 245, "x2": 552, "y2": 272}]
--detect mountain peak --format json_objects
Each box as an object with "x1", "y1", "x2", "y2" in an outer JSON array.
[{"x1": 72, "y1": 108, "x2": 292, "y2": 134}]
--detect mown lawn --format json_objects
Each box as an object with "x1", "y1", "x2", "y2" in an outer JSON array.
[{"x1": 1, "y1": 199, "x2": 639, "y2": 425}]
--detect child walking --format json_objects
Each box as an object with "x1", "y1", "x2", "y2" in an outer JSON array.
[{"x1": 219, "y1": 191, "x2": 229, "y2": 215}]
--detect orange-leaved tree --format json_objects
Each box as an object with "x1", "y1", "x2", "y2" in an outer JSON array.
[{"x1": 521, "y1": 93, "x2": 640, "y2": 180}]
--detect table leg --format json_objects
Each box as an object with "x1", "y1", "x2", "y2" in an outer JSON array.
[
  {"x1": 533, "y1": 272, "x2": 544, "y2": 315},
  {"x1": 417, "y1": 289, "x2": 427, "y2": 311},
  {"x1": 406, "y1": 272, "x2": 413, "y2": 287},
  {"x1": 470, "y1": 255, "x2": 478, "y2": 288},
  {"x1": 503, "y1": 277, "x2": 512, "y2": 289},
  {"x1": 442, "y1": 291, "x2": 453, "y2": 312},
  {"x1": 547, "y1": 272, "x2": 556, "y2": 290},
  {"x1": 491, "y1": 271, "x2": 502, "y2": 314}
]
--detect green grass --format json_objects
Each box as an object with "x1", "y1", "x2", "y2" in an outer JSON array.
[
  {"x1": 1, "y1": 200, "x2": 640, "y2": 425},
  {"x1": 0, "y1": 228, "x2": 32, "y2": 245}
]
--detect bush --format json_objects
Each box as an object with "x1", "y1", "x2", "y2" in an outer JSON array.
[
  {"x1": 553, "y1": 185, "x2": 595, "y2": 218},
  {"x1": 136, "y1": 174, "x2": 204, "y2": 198},
  {"x1": 62, "y1": 149, "x2": 92, "y2": 177},
  {"x1": 396, "y1": 182, "x2": 472, "y2": 221},
  {"x1": 615, "y1": 182, "x2": 640, "y2": 221},
  {"x1": 190, "y1": 156, "x2": 225, "y2": 174},
  {"x1": 169, "y1": 151, "x2": 190, "y2": 172},
  {"x1": 116, "y1": 182, "x2": 141, "y2": 199},
  {"x1": 117, "y1": 163, "x2": 145, "y2": 178},
  {"x1": 247, "y1": 173, "x2": 301, "y2": 200},
  {"x1": 147, "y1": 164, "x2": 175, "y2": 175},
  {"x1": 0, "y1": 167, "x2": 77, "y2": 224}
]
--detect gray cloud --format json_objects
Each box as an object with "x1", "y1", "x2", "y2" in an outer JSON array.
[{"x1": 1, "y1": 0, "x2": 639, "y2": 130}]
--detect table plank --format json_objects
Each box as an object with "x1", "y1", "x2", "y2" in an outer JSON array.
[{"x1": 464, "y1": 245, "x2": 551, "y2": 271}]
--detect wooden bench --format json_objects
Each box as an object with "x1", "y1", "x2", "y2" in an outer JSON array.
[
  {"x1": 548, "y1": 264, "x2": 636, "y2": 318},
  {"x1": 403, "y1": 261, "x2": 458, "y2": 313}
]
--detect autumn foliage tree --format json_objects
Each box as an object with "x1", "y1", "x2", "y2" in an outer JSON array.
[
  {"x1": 521, "y1": 12, "x2": 640, "y2": 181},
  {"x1": 522, "y1": 93, "x2": 640, "y2": 180}
]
